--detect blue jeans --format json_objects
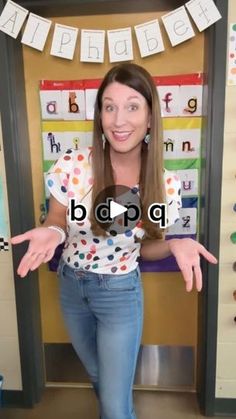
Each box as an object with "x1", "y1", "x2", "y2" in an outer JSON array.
[{"x1": 57, "y1": 259, "x2": 143, "y2": 419}]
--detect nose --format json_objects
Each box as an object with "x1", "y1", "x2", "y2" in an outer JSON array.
[{"x1": 113, "y1": 107, "x2": 126, "y2": 127}]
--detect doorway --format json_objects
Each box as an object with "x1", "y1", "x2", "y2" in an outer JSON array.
[{"x1": 0, "y1": 0, "x2": 227, "y2": 414}]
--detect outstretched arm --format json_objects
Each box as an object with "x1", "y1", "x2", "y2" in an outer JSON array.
[
  {"x1": 140, "y1": 238, "x2": 217, "y2": 292},
  {"x1": 11, "y1": 196, "x2": 67, "y2": 278}
]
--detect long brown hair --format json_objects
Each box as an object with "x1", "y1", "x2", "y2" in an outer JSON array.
[{"x1": 89, "y1": 63, "x2": 165, "y2": 241}]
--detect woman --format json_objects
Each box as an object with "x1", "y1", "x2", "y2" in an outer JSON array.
[{"x1": 11, "y1": 63, "x2": 217, "y2": 419}]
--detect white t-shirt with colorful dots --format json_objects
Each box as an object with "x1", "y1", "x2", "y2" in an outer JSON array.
[{"x1": 46, "y1": 147, "x2": 181, "y2": 274}]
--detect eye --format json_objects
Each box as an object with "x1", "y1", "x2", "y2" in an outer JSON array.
[
  {"x1": 103, "y1": 104, "x2": 115, "y2": 112},
  {"x1": 127, "y1": 103, "x2": 139, "y2": 111}
]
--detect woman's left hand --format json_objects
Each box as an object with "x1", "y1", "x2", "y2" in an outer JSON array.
[{"x1": 168, "y1": 238, "x2": 217, "y2": 292}]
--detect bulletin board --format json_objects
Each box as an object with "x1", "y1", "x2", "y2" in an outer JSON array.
[
  {"x1": 39, "y1": 73, "x2": 202, "y2": 272},
  {"x1": 23, "y1": 11, "x2": 204, "y2": 346}
]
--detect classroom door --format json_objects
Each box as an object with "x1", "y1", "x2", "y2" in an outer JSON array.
[{"x1": 22, "y1": 8, "x2": 204, "y2": 390}]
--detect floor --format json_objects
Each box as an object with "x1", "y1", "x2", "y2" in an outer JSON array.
[{"x1": 0, "y1": 388, "x2": 235, "y2": 419}]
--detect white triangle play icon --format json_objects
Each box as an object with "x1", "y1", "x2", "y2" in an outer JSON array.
[{"x1": 110, "y1": 200, "x2": 127, "y2": 218}]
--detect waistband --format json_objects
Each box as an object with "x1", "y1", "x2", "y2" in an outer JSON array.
[{"x1": 58, "y1": 258, "x2": 140, "y2": 280}]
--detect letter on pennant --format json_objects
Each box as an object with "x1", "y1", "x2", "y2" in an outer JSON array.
[
  {"x1": 0, "y1": 0, "x2": 28, "y2": 39},
  {"x1": 107, "y1": 28, "x2": 133, "y2": 63},
  {"x1": 185, "y1": 0, "x2": 221, "y2": 32},
  {"x1": 80, "y1": 29, "x2": 105, "y2": 63},
  {"x1": 134, "y1": 19, "x2": 164, "y2": 57},
  {"x1": 162, "y1": 6, "x2": 195, "y2": 47},
  {"x1": 21, "y1": 13, "x2": 52, "y2": 51},
  {"x1": 50, "y1": 23, "x2": 78, "y2": 60}
]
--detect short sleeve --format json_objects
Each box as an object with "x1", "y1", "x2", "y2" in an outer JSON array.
[
  {"x1": 164, "y1": 170, "x2": 182, "y2": 227},
  {"x1": 45, "y1": 149, "x2": 75, "y2": 206}
]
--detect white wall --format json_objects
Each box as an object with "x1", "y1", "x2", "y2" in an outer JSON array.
[{"x1": 215, "y1": 0, "x2": 236, "y2": 399}]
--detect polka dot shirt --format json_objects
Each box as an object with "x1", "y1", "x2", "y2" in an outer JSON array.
[{"x1": 46, "y1": 147, "x2": 181, "y2": 274}]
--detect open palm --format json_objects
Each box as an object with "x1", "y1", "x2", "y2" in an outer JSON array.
[
  {"x1": 168, "y1": 238, "x2": 217, "y2": 292},
  {"x1": 11, "y1": 227, "x2": 63, "y2": 277}
]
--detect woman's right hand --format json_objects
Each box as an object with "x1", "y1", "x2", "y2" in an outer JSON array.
[{"x1": 11, "y1": 227, "x2": 63, "y2": 278}]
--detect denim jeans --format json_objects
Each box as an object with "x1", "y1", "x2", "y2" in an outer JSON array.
[{"x1": 57, "y1": 259, "x2": 143, "y2": 419}]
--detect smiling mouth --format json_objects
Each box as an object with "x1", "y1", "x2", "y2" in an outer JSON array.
[{"x1": 112, "y1": 131, "x2": 132, "y2": 141}]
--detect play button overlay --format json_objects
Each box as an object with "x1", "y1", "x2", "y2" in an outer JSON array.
[
  {"x1": 110, "y1": 200, "x2": 127, "y2": 218},
  {"x1": 94, "y1": 184, "x2": 141, "y2": 235}
]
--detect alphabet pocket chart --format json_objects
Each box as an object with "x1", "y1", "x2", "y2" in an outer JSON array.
[{"x1": 39, "y1": 73, "x2": 203, "y2": 272}]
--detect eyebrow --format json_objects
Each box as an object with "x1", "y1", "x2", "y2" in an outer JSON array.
[{"x1": 102, "y1": 95, "x2": 142, "y2": 101}]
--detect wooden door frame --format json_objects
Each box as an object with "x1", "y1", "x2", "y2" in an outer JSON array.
[{"x1": 0, "y1": 0, "x2": 228, "y2": 414}]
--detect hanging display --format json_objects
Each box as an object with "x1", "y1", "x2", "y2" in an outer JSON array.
[{"x1": 0, "y1": 0, "x2": 222, "y2": 62}]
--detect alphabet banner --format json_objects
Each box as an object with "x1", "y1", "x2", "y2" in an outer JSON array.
[
  {"x1": 39, "y1": 73, "x2": 202, "y2": 272},
  {"x1": 0, "y1": 0, "x2": 222, "y2": 61}
]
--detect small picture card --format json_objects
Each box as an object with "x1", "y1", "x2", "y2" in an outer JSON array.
[
  {"x1": 167, "y1": 207, "x2": 197, "y2": 235},
  {"x1": 40, "y1": 90, "x2": 63, "y2": 120},
  {"x1": 42, "y1": 131, "x2": 65, "y2": 161},
  {"x1": 176, "y1": 169, "x2": 198, "y2": 196},
  {"x1": 179, "y1": 85, "x2": 203, "y2": 116},
  {"x1": 61, "y1": 90, "x2": 86, "y2": 120},
  {"x1": 163, "y1": 128, "x2": 201, "y2": 159},
  {"x1": 85, "y1": 89, "x2": 98, "y2": 120},
  {"x1": 157, "y1": 86, "x2": 180, "y2": 117},
  {"x1": 63, "y1": 131, "x2": 90, "y2": 149}
]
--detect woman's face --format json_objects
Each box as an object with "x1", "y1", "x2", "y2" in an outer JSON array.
[{"x1": 101, "y1": 82, "x2": 151, "y2": 154}]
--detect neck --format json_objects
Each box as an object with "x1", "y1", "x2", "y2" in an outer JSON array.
[{"x1": 109, "y1": 144, "x2": 141, "y2": 169}]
